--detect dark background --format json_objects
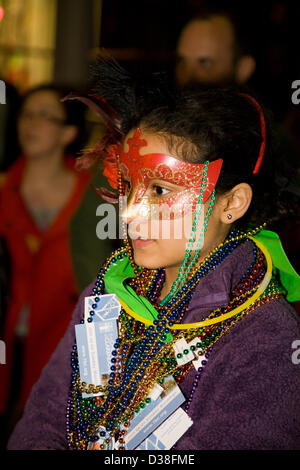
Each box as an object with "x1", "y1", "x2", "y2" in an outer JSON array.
[{"x1": 97, "y1": 0, "x2": 300, "y2": 120}]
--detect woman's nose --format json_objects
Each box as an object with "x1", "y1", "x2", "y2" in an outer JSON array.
[{"x1": 120, "y1": 194, "x2": 150, "y2": 225}]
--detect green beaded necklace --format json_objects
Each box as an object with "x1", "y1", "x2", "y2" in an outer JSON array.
[{"x1": 161, "y1": 161, "x2": 216, "y2": 304}]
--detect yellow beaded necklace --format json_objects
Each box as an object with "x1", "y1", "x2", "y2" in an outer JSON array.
[{"x1": 119, "y1": 235, "x2": 272, "y2": 329}]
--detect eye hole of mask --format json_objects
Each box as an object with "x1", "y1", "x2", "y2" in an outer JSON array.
[{"x1": 151, "y1": 184, "x2": 172, "y2": 197}]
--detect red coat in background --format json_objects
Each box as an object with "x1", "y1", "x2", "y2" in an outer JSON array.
[{"x1": 0, "y1": 155, "x2": 91, "y2": 413}]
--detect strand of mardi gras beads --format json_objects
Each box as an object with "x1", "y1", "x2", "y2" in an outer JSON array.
[
  {"x1": 77, "y1": 228, "x2": 266, "y2": 398},
  {"x1": 160, "y1": 161, "x2": 211, "y2": 305},
  {"x1": 67, "y1": 226, "x2": 264, "y2": 435},
  {"x1": 120, "y1": 229, "x2": 273, "y2": 330},
  {"x1": 67, "y1": 234, "x2": 245, "y2": 447},
  {"x1": 77, "y1": 228, "x2": 260, "y2": 389},
  {"x1": 163, "y1": 189, "x2": 216, "y2": 303},
  {"x1": 117, "y1": 236, "x2": 279, "y2": 419},
  {"x1": 66, "y1": 228, "x2": 282, "y2": 449},
  {"x1": 117, "y1": 165, "x2": 145, "y2": 297},
  {"x1": 88, "y1": 231, "x2": 264, "y2": 400},
  {"x1": 68, "y1": 274, "x2": 284, "y2": 450}
]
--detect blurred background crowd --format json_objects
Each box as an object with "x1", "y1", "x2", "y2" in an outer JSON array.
[{"x1": 0, "y1": 0, "x2": 299, "y2": 449}]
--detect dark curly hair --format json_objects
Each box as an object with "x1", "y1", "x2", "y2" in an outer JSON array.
[{"x1": 89, "y1": 57, "x2": 294, "y2": 231}]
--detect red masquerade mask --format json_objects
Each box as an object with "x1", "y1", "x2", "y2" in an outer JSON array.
[
  {"x1": 102, "y1": 128, "x2": 222, "y2": 223},
  {"x1": 119, "y1": 128, "x2": 222, "y2": 217},
  {"x1": 103, "y1": 144, "x2": 120, "y2": 190}
]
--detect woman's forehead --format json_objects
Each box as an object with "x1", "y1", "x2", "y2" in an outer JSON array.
[
  {"x1": 22, "y1": 90, "x2": 65, "y2": 114},
  {"x1": 123, "y1": 129, "x2": 172, "y2": 157}
]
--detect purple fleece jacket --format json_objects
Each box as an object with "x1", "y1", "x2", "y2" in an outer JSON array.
[{"x1": 7, "y1": 241, "x2": 300, "y2": 450}]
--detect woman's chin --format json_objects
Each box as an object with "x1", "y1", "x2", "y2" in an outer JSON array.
[
  {"x1": 132, "y1": 250, "x2": 162, "y2": 270},
  {"x1": 134, "y1": 257, "x2": 162, "y2": 270}
]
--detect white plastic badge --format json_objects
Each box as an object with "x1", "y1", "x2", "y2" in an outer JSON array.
[
  {"x1": 84, "y1": 293, "x2": 121, "y2": 322},
  {"x1": 173, "y1": 337, "x2": 194, "y2": 366},
  {"x1": 76, "y1": 294, "x2": 121, "y2": 398},
  {"x1": 136, "y1": 407, "x2": 193, "y2": 450}
]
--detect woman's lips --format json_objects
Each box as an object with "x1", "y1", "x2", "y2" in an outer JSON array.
[{"x1": 131, "y1": 238, "x2": 154, "y2": 249}]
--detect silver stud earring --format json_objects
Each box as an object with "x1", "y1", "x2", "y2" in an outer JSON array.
[{"x1": 227, "y1": 213, "x2": 232, "y2": 220}]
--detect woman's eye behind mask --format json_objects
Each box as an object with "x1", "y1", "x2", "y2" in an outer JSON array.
[{"x1": 148, "y1": 183, "x2": 172, "y2": 198}]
